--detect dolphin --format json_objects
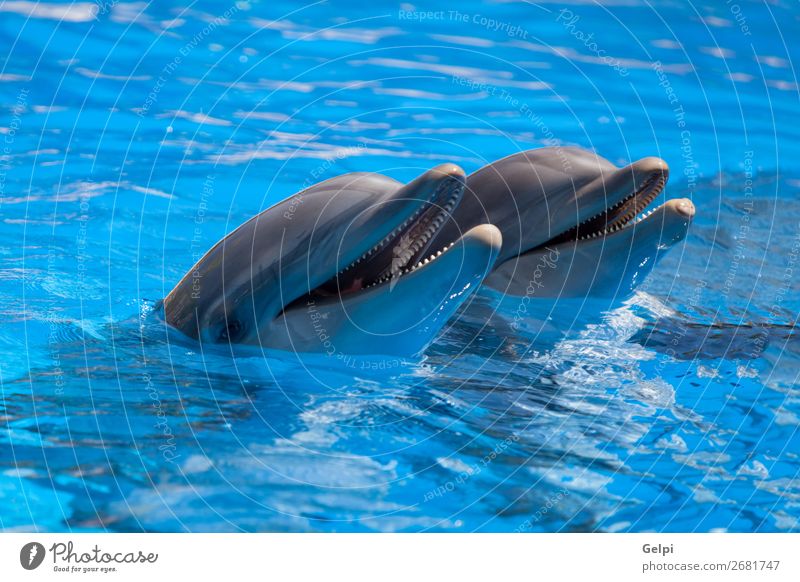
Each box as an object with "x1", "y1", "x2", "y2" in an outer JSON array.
[
  {"x1": 429, "y1": 147, "x2": 695, "y2": 301},
  {"x1": 162, "y1": 165, "x2": 502, "y2": 356}
]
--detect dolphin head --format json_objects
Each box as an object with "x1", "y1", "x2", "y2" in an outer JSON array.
[
  {"x1": 163, "y1": 164, "x2": 502, "y2": 355},
  {"x1": 469, "y1": 147, "x2": 694, "y2": 298},
  {"x1": 432, "y1": 147, "x2": 673, "y2": 259}
]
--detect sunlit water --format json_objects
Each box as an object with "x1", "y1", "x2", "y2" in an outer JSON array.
[{"x1": 1, "y1": 0, "x2": 799, "y2": 531}]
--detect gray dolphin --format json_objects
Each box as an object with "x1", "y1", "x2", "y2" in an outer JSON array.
[
  {"x1": 429, "y1": 146, "x2": 695, "y2": 299},
  {"x1": 163, "y1": 165, "x2": 502, "y2": 356}
]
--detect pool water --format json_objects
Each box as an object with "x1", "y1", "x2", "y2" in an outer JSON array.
[{"x1": 1, "y1": 0, "x2": 799, "y2": 532}]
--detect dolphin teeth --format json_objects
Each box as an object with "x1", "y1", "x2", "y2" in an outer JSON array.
[{"x1": 330, "y1": 179, "x2": 466, "y2": 291}]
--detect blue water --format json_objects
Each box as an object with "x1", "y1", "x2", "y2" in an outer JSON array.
[{"x1": 1, "y1": 0, "x2": 799, "y2": 532}]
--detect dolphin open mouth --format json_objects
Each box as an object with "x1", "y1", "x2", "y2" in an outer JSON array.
[
  {"x1": 165, "y1": 163, "x2": 495, "y2": 347},
  {"x1": 539, "y1": 166, "x2": 669, "y2": 248},
  {"x1": 286, "y1": 167, "x2": 465, "y2": 308}
]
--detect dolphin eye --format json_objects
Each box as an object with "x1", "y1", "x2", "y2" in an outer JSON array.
[{"x1": 218, "y1": 319, "x2": 243, "y2": 342}]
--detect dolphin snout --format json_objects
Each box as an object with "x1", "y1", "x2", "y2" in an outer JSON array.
[
  {"x1": 671, "y1": 197, "x2": 695, "y2": 218},
  {"x1": 464, "y1": 223, "x2": 503, "y2": 254},
  {"x1": 629, "y1": 156, "x2": 669, "y2": 179},
  {"x1": 661, "y1": 197, "x2": 696, "y2": 222},
  {"x1": 624, "y1": 157, "x2": 669, "y2": 198},
  {"x1": 413, "y1": 163, "x2": 466, "y2": 196}
]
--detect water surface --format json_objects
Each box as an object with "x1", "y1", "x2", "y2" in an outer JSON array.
[{"x1": 1, "y1": 0, "x2": 799, "y2": 531}]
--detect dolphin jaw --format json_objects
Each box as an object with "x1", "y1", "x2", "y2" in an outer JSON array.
[
  {"x1": 365, "y1": 240, "x2": 457, "y2": 289},
  {"x1": 268, "y1": 224, "x2": 502, "y2": 356},
  {"x1": 550, "y1": 195, "x2": 695, "y2": 257},
  {"x1": 337, "y1": 175, "x2": 463, "y2": 286},
  {"x1": 367, "y1": 223, "x2": 501, "y2": 292},
  {"x1": 278, "y1": 165, "x2": 466, "y2": 317},
  {"x1": 361, "y1": 223, "x2": 502, "y2": 301},
  {"x1": 540, "y1": 165, "x2": 669, "y2": 249}
]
